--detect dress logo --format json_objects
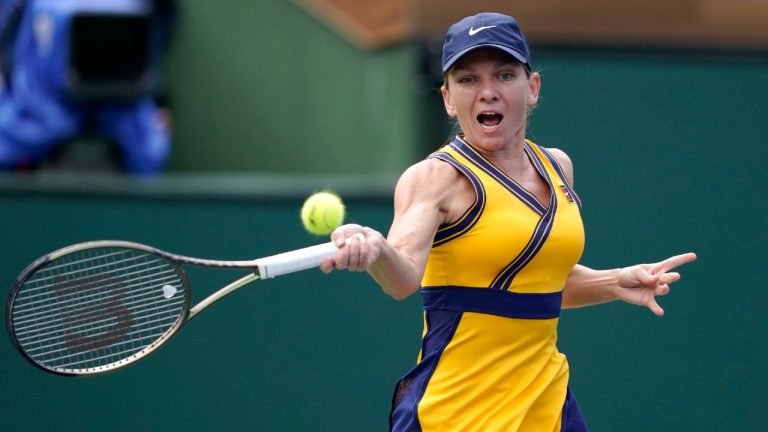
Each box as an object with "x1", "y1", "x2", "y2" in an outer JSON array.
[{"x1": 559, "y1": 185, "x2": 575, "y2": 203}]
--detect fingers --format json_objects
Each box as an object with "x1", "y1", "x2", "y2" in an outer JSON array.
[
  {"x1": 324, "y1": 225, "x2": 378, "y2": 273},
  {"x1": 658, "y1": 272, "x2": 680, "y2": 286},
  {"x1": 319, "y1": 255, "x2": 336, "y2": 274},
  {"x1": 331, "y1": 224, "x2": 365, "y2": 247},
  {"x1": 645, "y1": 268, "x2": 681, "y2": 316},
  {"x1": 344, "y1": 232, "x2": 369, "y2": 271},
  {"x1": 617, "y1": 253, "x2": 695, "y2": 317},
  {"x1": 621, "y1": 265, "x2": 659, "y2": 288},
  {"x1": 648, "y1": 297, "x2": 665, "y2": 317},
  {"x1": 652, "y1": 252, "x2": 697, "y2": 273},
  {"x1": 638, "y1": 268, "x2": 660, "y2": 287},
  {"x1": 644, "y1": 270, "x2": 679, "y2": 297}
]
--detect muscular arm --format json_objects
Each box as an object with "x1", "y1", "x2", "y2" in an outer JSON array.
[
  {"x1": 367, "y1": 160, "x2": 453, "y2": 299},
  {"x1": 322, "y1": 159, "x2": 465, "y2": 300},
  {"x1": 562, "y1": 265, "x2": 621, "y2": 308}
]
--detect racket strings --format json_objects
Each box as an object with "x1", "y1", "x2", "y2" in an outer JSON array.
[
  {"x1": 14, "y1": 280, "x2": 181, "y2": 341},
  {"x1": 13, "y1": 268, "x2": 179, "y2": 326},
  {"x1": 10, "y1": 247, "x2": 187, "y2": 373},
  {"x1": 13, "y1": 253, "x2": 175, "y2": 329},
  {"x1": 29, "y1": 316, "x2": 180, "y2": 364},
  {"x1": 25, "y1": 249, "x2": 140, "y2": 283},
  {"x1": 17, "y1": 255, "x2": 169, "y2": 301}
]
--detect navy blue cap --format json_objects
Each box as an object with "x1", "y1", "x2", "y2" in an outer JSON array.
[{"x1": 441, "y1": 13, "x2": 531, "y2": 73}]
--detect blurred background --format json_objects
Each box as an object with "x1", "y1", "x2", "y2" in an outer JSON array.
[{"x1": 0, "y1": 0, "x2": 766, "y2": 430}]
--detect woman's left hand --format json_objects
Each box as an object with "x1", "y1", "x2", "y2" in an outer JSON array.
[{"x1": 615, "y1": 252, "x2": 697, "y2": 316}]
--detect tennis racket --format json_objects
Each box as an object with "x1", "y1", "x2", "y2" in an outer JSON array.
[{"x1": 5, "y1": 240, "x2": 339, "y2": 376}]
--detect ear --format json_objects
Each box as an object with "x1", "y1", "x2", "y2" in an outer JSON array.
[
  {"x1": 441, "y1": 85, "x2": 457, "y2": 117},
  {"x1": 527, "y1": 72, "x2": 541, "y2": 107}
]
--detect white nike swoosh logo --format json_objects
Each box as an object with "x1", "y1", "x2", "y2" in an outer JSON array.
[{"x1": 468, "y1": 25, "x2": 496, "y2": 36}]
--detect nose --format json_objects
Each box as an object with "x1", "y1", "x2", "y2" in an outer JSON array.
[{"x1": 478, "y1": 79, "x2": 499, "y2": 102}]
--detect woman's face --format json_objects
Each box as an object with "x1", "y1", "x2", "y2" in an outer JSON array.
[{"x1": 441, "y1": 48, "x2": 540, "y2": 151}]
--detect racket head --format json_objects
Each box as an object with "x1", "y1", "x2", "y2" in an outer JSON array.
[{"x1": 6, "y1": 241, "x2": 191, "y2": 376}]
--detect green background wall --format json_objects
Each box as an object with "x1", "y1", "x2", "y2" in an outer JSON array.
[
  {"x1": 163, "y1": 0, "x2": 421, "y2": 173},
  {"x1": 1, "y1": 0, "x2": 767, "y2": 430},
  {"x1": 0, "y1": 189, "x2": 419, "y2": 431}
]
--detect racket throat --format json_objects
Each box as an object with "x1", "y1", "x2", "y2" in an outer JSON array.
[{"x1": 187, "y1": 273, "x2": 260, "y2": 321}]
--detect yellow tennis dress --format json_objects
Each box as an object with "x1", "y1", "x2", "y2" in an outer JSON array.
[{"x1": 390, "y1": 136, "x2": 587, "y2": 432}]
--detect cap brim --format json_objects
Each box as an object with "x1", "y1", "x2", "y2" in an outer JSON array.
[{"x1": 442, "y1": 44, "x2": 528, "y2": 73}]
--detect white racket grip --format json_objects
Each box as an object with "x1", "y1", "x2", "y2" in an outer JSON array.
[{"x1": 254, "y1": 242, "x2": 338, "y2": 279}]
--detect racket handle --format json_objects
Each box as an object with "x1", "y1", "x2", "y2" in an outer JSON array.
[{"x1": 255, "y1": 242, "x2": 338, "y2": 279}]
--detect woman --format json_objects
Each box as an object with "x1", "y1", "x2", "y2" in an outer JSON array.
[{"x1": 320, "y1": 12, "x2": 696, "y2": 432}]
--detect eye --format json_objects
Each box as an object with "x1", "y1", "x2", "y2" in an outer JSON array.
[
  {"x1": 498, "y1": 71, "x2": 516, "y2": 81},
  {"x1": 456, "y1": 75, "x2": 477, "y2": 84}
]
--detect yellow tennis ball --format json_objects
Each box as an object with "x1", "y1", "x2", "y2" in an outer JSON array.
[{"x1": 300, "y1": 191, "x2": 345, "y2": 235}]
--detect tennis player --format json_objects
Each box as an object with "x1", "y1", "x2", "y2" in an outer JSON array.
[{"x1": 321, "y1": 12, "x2": 696, "y2": 432}]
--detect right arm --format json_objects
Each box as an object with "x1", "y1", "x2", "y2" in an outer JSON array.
[{"x1": 320, "y1": 159, "x2": 466, "y2": 300}]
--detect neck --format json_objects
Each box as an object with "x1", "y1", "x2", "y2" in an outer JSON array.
[{"x1": 459, "y1": 133, "x2": 529, "y2": 169}]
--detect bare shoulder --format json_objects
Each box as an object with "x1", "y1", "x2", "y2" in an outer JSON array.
[
  {"x1": 545, "y1": 147, "x2": 575, "y2": 185},
  {"x1": 395, "y1": 159, "x2": 462, "y2": 204},
  {"x1": 394, "y1": 158, "x2": 468, "y2": 223},
  {"x1": 398, "y1": 158, "x2": 461, "y2": 186}
]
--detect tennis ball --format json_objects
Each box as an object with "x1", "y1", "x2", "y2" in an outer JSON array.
[{"x1": 300, "y1": 191, "x2": 345, "y2": 235}]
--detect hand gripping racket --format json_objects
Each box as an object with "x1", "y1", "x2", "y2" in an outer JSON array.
[{"x1": 5, "y1": 240, "x2": 338, "y2": 376}]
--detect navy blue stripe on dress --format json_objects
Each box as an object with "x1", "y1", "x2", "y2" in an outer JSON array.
[
  {"x1": 449, "y1": 137, "x2": 547, "y2": 216},
  {"x1": 561, "y1": 387, "x2": 590, "y2": 431},
  {"x1": 428, "y1": 152, "x2": 486, "y2": 248},
  {"x1": 535, "y1": 144, "x2": 582, "y2": 209},
  {"x1": 421, "y1": 286, "x2": 562, "y2": 319},
  {"x1": 389, "y1": 309, "x2": 462, "y2": 432},
  {"x1": 490, "y1": 145, "x2": 558, "y2": 290}
]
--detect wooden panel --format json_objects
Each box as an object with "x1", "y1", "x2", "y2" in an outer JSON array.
[
  {"x1": 292, "y1": 0, "x2": 410, "y2": 49},
  {"x1": 294, "y1": 0, "x2": 768, "y2": 50},
  {"x1": 414, "y1": 0, "x2": 768, "y2": 48}
]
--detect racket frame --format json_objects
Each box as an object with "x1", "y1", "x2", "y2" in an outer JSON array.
[
  {"x1": 5, "y1": 240, "x2": 336, "y2": 376},
  {"x1": 6, "y1": 241, "x2": 195, "y2": 376}
]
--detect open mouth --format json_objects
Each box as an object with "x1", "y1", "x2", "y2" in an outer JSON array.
[{"x1": 477, "y1": 112, "x2": 503, "y2": 128}]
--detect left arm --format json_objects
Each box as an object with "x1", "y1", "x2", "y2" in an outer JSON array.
[
  {"x1": 561, "y1": 265, "x2": 620, "y2": 308},
  {"x1": 562, "y1": 255, "x2": 697, "y2": 316},
  {"x1": 548, "y1": 147, "x2": 697, "y2": 316}
]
